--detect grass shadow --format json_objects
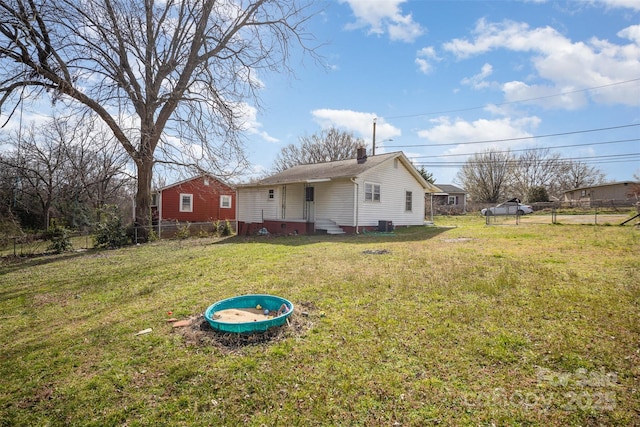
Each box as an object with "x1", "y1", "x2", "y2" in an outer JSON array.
[
  {"x1": 0, "y1": 248, "x2": 102, "y2": 276},
  {"x1": 212, "y1": 225, "x2": 454, "y2": 247}
]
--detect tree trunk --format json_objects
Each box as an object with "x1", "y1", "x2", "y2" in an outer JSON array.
[{"x1": 134, "y1": 159, "x2": 153, "y2": 243}]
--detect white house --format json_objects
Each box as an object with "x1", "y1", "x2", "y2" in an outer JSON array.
[{"x1": 236, "y1": 149, "x2": 440, "y2": 235}]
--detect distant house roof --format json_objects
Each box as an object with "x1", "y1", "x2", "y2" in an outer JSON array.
[
  {"x1": 239, "y1": 151, "x2": 442, "y2": 193},
  {"x1": 432, "y1": 184, "x2": 465, "y2": 195},
  {"x1": 561, "y1": 181, "x2": 637, "y2": 193},
  {"x1": 155, "y1": 174, "x2": 234, "y2": 192}
]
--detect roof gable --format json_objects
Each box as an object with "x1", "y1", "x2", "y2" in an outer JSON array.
[
  {"x1": 156, "y1": 174, "x2": 234, "y2": 192},
  {"x1": 241, "y1": 151, "x2": 438, "y2": 191}
]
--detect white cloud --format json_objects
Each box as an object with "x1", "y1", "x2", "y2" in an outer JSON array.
[
  {"x1": 311, "y1": 108, "x2": 401, "y2": 143},
  {"x1": 339, "y1": 0, "x2": 424, "y2": 42},
  {"x1": 461, "y1": 63, "x2": 494, "y2": 89},
  {"x1": 236, "y1": 103, "x2": 279, "y2": 143},
  {"x1": 417, "y1": 115, "x2": 542, "y2": 154},
  {"x1": 415, "y1": 46, "x2": 438, "y2": 74},
  {"x1": 443, "y1": 19, "x2": 640, "y2": 108},
  {"x1": 501, "y1": 81, "x2": 589, "y2": 110},
  {"x1": 596, "y1": 0, "x2": 640, "y2": 11},
  {"x1": 618, "y1": 24, "x2": 640, "y2": 44}
]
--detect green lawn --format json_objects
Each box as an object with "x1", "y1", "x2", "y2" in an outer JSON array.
[{"x1": 1, "y1": 217, "x2": 638, "y2": 426}]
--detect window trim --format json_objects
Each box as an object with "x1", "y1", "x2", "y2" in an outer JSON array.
[
  {"x1": 405, "y1": 190, "x2": 412, "y2": 212},
  {"x1": 220, "y1": 195, "x2": 232, "y2": 209},
  {"x1": 364, "y1": 182, "x2": 381, "y2": 202},
  {"x1": 179, "y1": 193, "x2": 193, "y2": 212}
]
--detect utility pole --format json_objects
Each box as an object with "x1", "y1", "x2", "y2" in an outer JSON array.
[{"x1": 372, "y1": 118, "x2": 377, "y2": 156}]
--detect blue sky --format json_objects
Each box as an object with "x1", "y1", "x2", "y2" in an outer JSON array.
[{"x1": 245, "y1": 0, "x2": 640, "y2": 185}]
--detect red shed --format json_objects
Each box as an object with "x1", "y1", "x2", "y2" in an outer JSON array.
[{"x1": 152, "y1": 174, "x2": 236, "y2": 227}]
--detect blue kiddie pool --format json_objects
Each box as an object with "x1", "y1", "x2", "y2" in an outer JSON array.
[{"x1": 204, "y1": 294, "x2": 294, "y2": 334}]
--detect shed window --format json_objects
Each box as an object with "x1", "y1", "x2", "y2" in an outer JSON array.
[
  {"x1": 448, "y1": 195, "x2": 457, "y2": 205},
  {"x1": 268, "y1": 189, "x2": 275, "y2": 200},
  {"x1": 405, "y1": 191, "x2": 412, "y2": 211},
  {"x1": 220, "y1": 195, "x2": 231, "y2": 208},
  {"x1": 365, "y1": 182, "x2": 381, "y2": 202},
  {"x1": 179, "y1": 193, "x2": 193, "y2": 212}
]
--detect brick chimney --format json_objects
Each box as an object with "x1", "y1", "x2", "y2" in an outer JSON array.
[{"x1": 357, "y1": 146, "x2": 367, "y2": 164}]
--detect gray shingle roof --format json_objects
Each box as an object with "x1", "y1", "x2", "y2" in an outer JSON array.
[
  {"x1": 433, "y1": 184, "x2": 465, "y2": 194},
  {"x1": 238, "y1": 151, "x2": 442, "y2": 192},
  {"x1": 249, "y1": 152, "x2": 401, "y2": 186}
]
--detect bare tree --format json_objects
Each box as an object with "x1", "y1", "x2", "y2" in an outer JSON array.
[
  {"x1": 456, "y1": 149, "x2": 514, "y2": 202},
  {"x1": 0, "y1": 0, "x2": 319, "y2": 240},
  {"x1": 508, "y1": 147, "x2": 562, "y2": 200},
  {"x1": 62, "y1": 117, "x2": 133, "y2": 223},
  {"x1": 1, "y1": 115, "x2": 136, "y2": 229},
  {"x1": 272, "y1": 127, "x2": 364, "y2": 172},
  {"x1": 0, "y1": 122, "x2": 67, "y2": 228},
  {"x1": 558, "y1": 160, "x2": 606, "y2": 192}
]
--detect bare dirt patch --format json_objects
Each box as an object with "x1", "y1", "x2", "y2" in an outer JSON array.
[
  {"x1": 441, "y1": 237, "x2": 474, "y2": 243},
  {"x1": 173, "y1": 302, "x2": 317, "y2": 353}
]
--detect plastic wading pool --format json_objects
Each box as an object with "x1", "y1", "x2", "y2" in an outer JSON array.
[{"x1": 204, "y1": 294, "x2": 294, "y2": 334}]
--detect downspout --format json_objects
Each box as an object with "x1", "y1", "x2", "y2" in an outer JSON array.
[
  {"x1": 235, "y1": 188, "x2": 239, "y2": 233},
  {"x1": 158, "y1": 192, "x2": 162, "y2": 238},
  {"x1": 351, "y1": 178, "x2": 359, "y2": 234}
]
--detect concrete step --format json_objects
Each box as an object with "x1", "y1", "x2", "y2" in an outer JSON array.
[{"x1": 315, "y1": 219, "x2": 346, "y2": 235}]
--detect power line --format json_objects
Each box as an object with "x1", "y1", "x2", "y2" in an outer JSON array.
[
  {"x1": 414, "y1": 152, "x2": 640, "y2": 168},
  {"x1": 381, "y1": 78, "x2": 640, "y2": 120},
  {"x1": 384, "y1": 123, "x2": 640, "y2": 148},
  {"x1": 410, "y1": 138, "x2": 640, "y2": 159}
]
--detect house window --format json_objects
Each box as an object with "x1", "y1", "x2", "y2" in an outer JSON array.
[
  {"x1": 405, "y1": 191, "x2": 412, "y2": 211},
  {"x1": 179, "y1": 193, "x2": 193, "y2": 212},
  {"x1": 581, "y1": 190, "x2": 588, "y2": 197},
  {"x1": 268, "y1": 189, "x2": 275, "y2": 200},
  {"x1": 365, "y1": 182, "x2": 381, "y2": 202},
  {"x1": 151, "y1": 193, "x2": 158, "y2": 207},
  {"x1": 220, "y1": 195, "x2": 231, "y2": 208},
  {"x1": 448, "y1": 195, "x2": 457, "y2": 205}
]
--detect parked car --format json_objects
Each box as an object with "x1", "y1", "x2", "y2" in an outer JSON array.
[{"x1": 481, "y1": 198, "x2": 533, "y2": 216}]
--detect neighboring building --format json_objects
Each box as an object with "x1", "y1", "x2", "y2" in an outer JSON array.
[
  {"x1": 562, "y1": 181, "x2": 639, "y2": 207},
  {"x1": 431, "y1": 184, "x2": 467, "y2": 213},
  {"x1": 152, "y1": 174, "x2": 236, "y2": 230},
  {"x1": 236, "y1": 150, "x2": 440, "y2": 235}
]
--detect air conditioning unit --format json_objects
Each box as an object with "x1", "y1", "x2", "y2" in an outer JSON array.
[{"x1": 378, "y1": 220, "x2": 393, "y2": 232}]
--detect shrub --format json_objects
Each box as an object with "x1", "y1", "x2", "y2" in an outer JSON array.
[
  {"x1": 175, "y1": 221, "x2": 191, "y2": 239},
  {"x1": 47, "y1": 224, "x2": 73, "y2": 254},
  {"x1": 94, "y1": 206, "x2": 130, "y2": 249},
  {"x1": 527, "y1": 186, "x2": 550, "y2": 203},
  {"x1": 212, "y1": 219, "x2": 233, "y2": 237}
]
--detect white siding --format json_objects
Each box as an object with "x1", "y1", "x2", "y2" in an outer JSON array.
[
  {"x1": 237, "y1": 154, "x2": 426, "y2": 229},
  {"x1": 237, "y1": 187, "x2": 279, "y2": 222},
  {"x1": 314, "y1": 180, "x2": 355, "y2": 226},
  {"x1": 357, "y1": 159, "x2": 425, "y2": 226},
  {"x1": 283, "y1": 184, "x2": 304, "y2": 219}
]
